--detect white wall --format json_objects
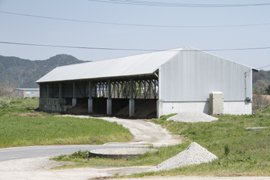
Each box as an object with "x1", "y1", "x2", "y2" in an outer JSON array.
[
  {"x1": 158, "y1": 47, "x2": 253, "y2": 116},
  {"x1": 159, "y1": 47, "x2": 253, "y2": 102},
  {"x1": 159, "y1": 101, "x2": 252, "y2": 117}
]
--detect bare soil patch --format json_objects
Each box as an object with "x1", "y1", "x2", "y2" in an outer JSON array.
[{"x1": 9, "y1": 113, "x2": 46, "y2": 117}]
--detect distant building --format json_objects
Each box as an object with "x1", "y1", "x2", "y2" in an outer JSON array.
[{"x1": 15, "y1": 88, "x2": 39, "y2": 98}]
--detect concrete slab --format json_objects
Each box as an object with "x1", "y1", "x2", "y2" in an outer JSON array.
[
  {"x1": 89, "y1": 148, "x2": 158, "y2": 159},
  {"x1": 245, "y1": 127, "x2": 268, "y2": 131}
]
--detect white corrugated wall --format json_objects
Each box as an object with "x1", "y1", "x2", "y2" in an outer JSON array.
[{"x1": 159, "y1": 47, "x2": 252, "y2": 102}]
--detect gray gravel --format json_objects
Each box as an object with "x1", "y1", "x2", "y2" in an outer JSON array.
[
  {"x1": 0, "y1": 157, "x2": 73, "y2": 172},
  {"x1": 150, "y1": 142, "x2": 218, "y2": 172},
  {"x1": 0, "y1": 157, "x2": 153, "y2": 180},
  {"x1": 167, "y1": 111, "x2": 218, "y2": 123}
]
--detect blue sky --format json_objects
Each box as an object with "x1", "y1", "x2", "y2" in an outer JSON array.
[{"x1": 0, "y1": 0, "x2": 270, "y2": 70}]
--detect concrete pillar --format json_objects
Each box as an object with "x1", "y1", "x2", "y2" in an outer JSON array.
[
  {"x1": 47, "y1": 83, "x2": 50, "y2": 98},
  {"x1": 88, "y1": 81, "x2": 93, "y2": 113},
  {"x1": 59, "y1": 83, "x2": 62, "y2": 99},
  {"x1": 129, "y1": 78, "x2": 135, "y2": 117},
  {"x1": 157, "y1": 100, "x2": 163, "y2": 118},
  {"x1": 107, "y1": 80, "x2": 112, "y2": 115},
  {"x1": 72, "y1": 82, "x2": 77, "y2": 107},
  {"x1": 157, "y1": 67, "x2": 162, "y2": 118}
]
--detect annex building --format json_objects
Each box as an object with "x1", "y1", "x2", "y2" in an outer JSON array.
[{"x1": 36, "y1": 46, "x2": 256, "y2": 118}]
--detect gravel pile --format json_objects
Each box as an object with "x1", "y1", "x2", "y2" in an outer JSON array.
[
  {"x1": 149, "y1": 142, "x2": 218, "y2": 172},
  {"x1": 167, "y1": 111, "x2": 218, "y2": 123}
]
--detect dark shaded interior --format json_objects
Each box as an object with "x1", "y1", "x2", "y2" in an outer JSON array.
[{"x1": 65, "y1": 98, "x2": 157, "y2": 119}]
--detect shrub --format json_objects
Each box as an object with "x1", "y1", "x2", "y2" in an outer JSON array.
[{"x1": 224, "y1": 144, "x2": 230, "y2": 156}]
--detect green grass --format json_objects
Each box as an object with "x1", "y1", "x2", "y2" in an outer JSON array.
[
  {"x1": 0, "y1": 97, "x2": 39, "y2": 116},
  {"x1": 52, "y1": 107, "x2": 270, "y2": 176},
  {"x1": 51, "y1": 144, "x2": 187, "y2": 169},
  {"x1": 0, "y1": 116, "x2": 132, "y2": 148},
  {"x1": 136, "y1": 112, "x2": 270, "y2": 176},
  {"x1": 0, "y1": 97, "x2": 132, "y2": 148}
]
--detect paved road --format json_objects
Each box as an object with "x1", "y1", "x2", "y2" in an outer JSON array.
[{"x1": 0, "y1": 145, "x2": 146, "y2": 161}]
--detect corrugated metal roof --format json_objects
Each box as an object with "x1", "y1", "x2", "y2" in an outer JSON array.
[
  {"x1": 36, "y1": 46, "x2": 256, "y2": 83},
  {"x1": 36, "y1": 48, "x2": 181, "y2": 83}
]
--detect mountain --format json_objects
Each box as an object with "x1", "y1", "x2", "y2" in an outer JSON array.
[{"x1": 0, "y1": 54, "x2": 88, "y2": 88}]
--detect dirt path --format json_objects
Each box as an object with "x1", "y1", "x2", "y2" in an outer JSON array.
[
  {"x1": 0, "y1": 157, "x2": 153, "y2": 180},
  {"x1": 97, "y1": 116, "x2": 182, "y2": 146},
  {"x1": 65, "y1": 115, "x2": 182, "y2": 146}
]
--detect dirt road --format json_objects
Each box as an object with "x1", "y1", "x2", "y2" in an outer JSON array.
[{"x1": 96, "y1": 116, "x2": 182, "y2": 146}]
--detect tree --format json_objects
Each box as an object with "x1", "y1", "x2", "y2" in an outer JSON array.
[
  {"x1": 265, "y1": 85, "x2": 270, "y2": 95},
  {"x1": 0, "y1": 82, "x2": 15, "y2": 97}
]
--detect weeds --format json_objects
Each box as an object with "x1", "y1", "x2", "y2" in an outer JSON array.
[
  {"x1": 0, "y1": 97, "x2": 38, "y2": 116},
  {"x1": 224, "y1": 145, "x2": 230, "y2": 156},
  {"x1": 71, "y1": 150, "x2": 90, "y2": 159}
]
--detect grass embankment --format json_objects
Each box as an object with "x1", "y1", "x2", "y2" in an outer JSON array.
[
  {"x1": 140, "y1": 112, "x2": 270, "y2": 177},
  {"x1": 0, "y1": 97, "x2": 132, "y2": 148},
  {"x1": 53, "y1": 109, "x2": 270, "y2": 176}
]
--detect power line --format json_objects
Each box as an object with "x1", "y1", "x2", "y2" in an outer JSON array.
[
  {"x1": 1, "y1": 41, "x2": 270, "y2": 52},
  {"x1": 256, "y1": 64, "x2": 270, "y2": 70},
  {"x1": 1, "y1": 10, "x2": 270, "y2": 28},
  {"x1": 88, "y1": 0, "x2": 270, "y2": 8}
]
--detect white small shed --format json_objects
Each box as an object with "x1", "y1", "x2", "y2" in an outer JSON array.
[{"x1": 15, "y1": 88, "x2": 40, "y2": 98}]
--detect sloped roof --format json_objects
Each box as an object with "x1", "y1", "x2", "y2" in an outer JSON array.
[{"x1": 36, "y1": 47, "x2": 182, "y2": 83}]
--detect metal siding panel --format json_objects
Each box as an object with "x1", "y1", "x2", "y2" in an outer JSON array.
[{"x1": 161, "y1": 48, "x2": 252, "y2": 102}]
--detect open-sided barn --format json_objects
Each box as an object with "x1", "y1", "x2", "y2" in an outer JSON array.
[{"x1": 36, "y1": 46, "x2": 256, "y2": 118}]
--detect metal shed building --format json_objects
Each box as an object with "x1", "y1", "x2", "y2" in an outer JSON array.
[
  {"x1": 15, "y1": 88, "x2": 40, "y2": 98},
  {"x1": 36, "y1": 46, "x2": 256, "y2": 117}
]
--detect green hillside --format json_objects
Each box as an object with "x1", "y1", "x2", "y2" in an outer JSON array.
[{"x1": 0, "y1": 54, "x2": 87, "y2": 88}]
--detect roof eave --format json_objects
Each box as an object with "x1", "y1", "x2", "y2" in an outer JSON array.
[{"x1": 36, "y1": 73, "x2": 157, "y2": 84}]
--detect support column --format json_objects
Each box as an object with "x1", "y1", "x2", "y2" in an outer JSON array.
[
  {"x1": 157, "y1": 100, "x2": 163, "y2": 118},
  {"x1": 88, "y1": 81, "x2": 93, "y2": 113},
  {"x1": 39, "y1": 84, "x2": 42, "y2": 109},
  {"x1": 72, "y1": 82, "x2": 77, "y2": 107},
  {"x1": 129, "y1": 78, "x2": 135, "y2": 117},
  {"x1": 157, "y1": 67, "x2": 163, "y2": 118},
  {"x1": 59, "y1": 83, "x2": 62, "y2": 99},
  {"x1": 47, "y1": 83, "x2": 50, "y2": 98},
  {"x1": 107, "y1": 80, "x2": 112, "y2": 115}
]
